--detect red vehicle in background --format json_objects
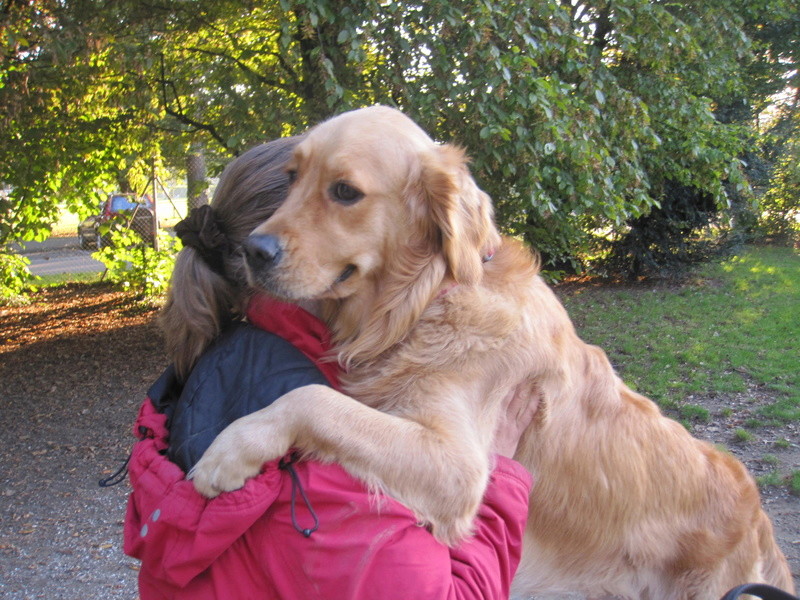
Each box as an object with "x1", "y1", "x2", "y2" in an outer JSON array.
[{"x1": 78, "y1": 193, "x2": 155, "y2": 249}]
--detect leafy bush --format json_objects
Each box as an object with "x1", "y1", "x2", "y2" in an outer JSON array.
[
  {"x1": 0, "y1": 250, "x2": 34, "y2": 305},
  {"x1": 755, "y1": 152, "x2": 800, "y2": 244},
  {"x1": 597, "y1": 181, "x2": 732, "y2": 279},
  {"x1": 94, "y1": 227, "x2": 180, "y2": 300}
]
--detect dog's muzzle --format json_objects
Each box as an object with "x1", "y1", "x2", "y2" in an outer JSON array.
[{"x1": 242, "y1": 234, "x2": 282, "y2": 273}]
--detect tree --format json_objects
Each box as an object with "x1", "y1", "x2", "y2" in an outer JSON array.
[
  {"x1": 751, "y1": 0, "x2": 800, "y2": 243},
  {"x1": 603, "y1": 0, "x2": 800, "y2": 275},
  {"x1": 1, "y1": 0, "x2": 794, "y2": 298},
  {"x1": 0, "y1": 0, "x2": 159, "y2": 297},
  {"x1": 359, "y1": 0, "x2": 761, "y2": 272}
]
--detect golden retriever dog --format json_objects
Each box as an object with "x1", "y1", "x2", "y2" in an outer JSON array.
[{"x1": 190, "y1": 106, "x2": 794, "y2": 599}]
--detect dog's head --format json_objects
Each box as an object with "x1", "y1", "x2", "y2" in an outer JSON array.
[{"x1": 243, "y1": 106, "x2": 500, "y2": 359}]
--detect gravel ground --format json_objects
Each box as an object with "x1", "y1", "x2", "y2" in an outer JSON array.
[
  {"x1": 0, "y1": 283, "x2": 797, "y2": 599},
  {"x1": 0, "y1": 284, "x2": 162, "y2": 600}
]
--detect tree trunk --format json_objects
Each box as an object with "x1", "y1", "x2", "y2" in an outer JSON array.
[
  {"x1": 117, "y1": 173, "x2": 133, "y2": 194},
  {"x1": 187, "y1": 141, "x2": 208, "y2": 210}
]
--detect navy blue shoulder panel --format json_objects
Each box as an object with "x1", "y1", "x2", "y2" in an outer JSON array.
[{"x1": 164, "y1": 322, "x2": 330, "y2": 472}]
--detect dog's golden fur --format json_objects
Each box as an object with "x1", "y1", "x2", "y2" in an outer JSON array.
[{"x1": 191, "y1": 106, "x2": 793, "y2": 599}]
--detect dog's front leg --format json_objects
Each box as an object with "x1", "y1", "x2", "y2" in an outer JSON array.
[{"x1": 190, "y1": 383, "x2": 490, "y2": 545}]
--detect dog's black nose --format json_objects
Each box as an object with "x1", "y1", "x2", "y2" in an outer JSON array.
[{"x1": 243, "y1": 234, "x2": 283, "y2": 271}]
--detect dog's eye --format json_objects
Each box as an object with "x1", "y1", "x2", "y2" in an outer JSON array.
[
  {"x1": 330, "y1": 181, "x2": 363, "y2": 205},
  {"x1": 287, "y1": 169, "x2": 297, "y2": 184}
]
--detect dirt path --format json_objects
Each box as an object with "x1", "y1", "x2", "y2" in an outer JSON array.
[
  {"x1": 0, "y1": 284, "x2": 162, "y2": 600},
  {"x1": 0, "y1": 284, "x2": 797, "y2": 599}
]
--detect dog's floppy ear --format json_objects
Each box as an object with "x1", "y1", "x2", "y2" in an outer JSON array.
[{"x1": 420, "y1": 144, "x2": 501, "y2": 285}]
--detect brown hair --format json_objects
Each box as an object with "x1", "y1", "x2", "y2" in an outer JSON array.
[{"x1": 160, "y1": 136, "x2": 301, "y2": 378}]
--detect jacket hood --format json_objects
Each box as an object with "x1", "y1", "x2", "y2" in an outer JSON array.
[
  {"x1": 124, "y1": 294, "x2": 339, "y2": 587},
  {"x1": 245, "y1": 294, "x2": 339, "y2": 388}
]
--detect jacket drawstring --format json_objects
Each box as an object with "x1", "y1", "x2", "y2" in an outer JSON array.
[
  {"x1": 99, "y1": 452, "x2": 131, "y2": 487},
  {"x1": 99, "y1": 425, "x2": 148, "y2": 487},
  {"x1": 279, "y1": 453, "x2": 319, "y2": 538}
]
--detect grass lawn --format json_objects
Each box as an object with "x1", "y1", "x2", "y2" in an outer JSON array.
[
  {"x1": 34, "y1": 271, "x2": 105, "y2": 287},
  {"x1": 558, "y1": 245, "x2": 799, "y2": 425}
]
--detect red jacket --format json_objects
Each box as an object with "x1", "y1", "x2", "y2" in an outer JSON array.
[{"x1": 124, "y1": 296, "x2": 533, "y2": 599}]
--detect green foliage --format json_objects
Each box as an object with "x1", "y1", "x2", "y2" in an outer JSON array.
[
  {"x1": 94, "y1": 228, "x2": 180, "y2": 300},
  {"x1": 375, "y1": 0, "x2": 663, "y2": 266},
  {"x1": 756, "y1": 125, "x2": 800, "y2": 243},
  {"x1": 0, "y1": 250, "x2": 33, "y2": 304},
  {"x1": 1, "y1": 0, "x2": 798, "y2": 297},
  {"x1": 745, "y1": 0, "x2": 800, "y2": 244},
  {"x1": 0, "y1": 0, "x2": 160, "y2": 270},
  {"x1": 600, "y1": 182, "x2": 729, "y2": 279}
]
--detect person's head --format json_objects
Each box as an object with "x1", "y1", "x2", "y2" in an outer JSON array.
[{"x1": 161, "y1": 136, "x2": 302, "y2": 378}]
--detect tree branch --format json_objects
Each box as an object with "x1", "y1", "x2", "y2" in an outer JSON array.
[
  {"x1": 181, "y1": 44, "x2": 294, "y2": 92},
  {"x1": 593, "y1": 1, "x2": 613, "y2": 52},
  {"x1": 158, "y1": 54, "x2": 229, "y2": 151}
]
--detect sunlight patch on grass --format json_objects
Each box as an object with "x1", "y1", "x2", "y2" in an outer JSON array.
[
  {"x1": 559, "y1": 246, "x2": 799, "y2": 423},
  {"x1": 33, "y1": 272, "x2": 104, "y2": 287}
]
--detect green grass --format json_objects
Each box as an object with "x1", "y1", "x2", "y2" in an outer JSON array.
[
  {"x1": 559, "y1": 246, "x2": 799, "y2": 424},
  {"x1": 757, "y1": 470, "x2": 784, "y2": 488},
  {"x1": 761, "y1": 453, "x2": 780, "y2": 466},
  {"x1": 760, "y1": 470, "x2": 800, "y2": 495},
  {"x1": 33, "y1": 271, "x2": 105, "y2": 287},
  {"x1": 789, "y1": 470, "x2": 800, "y2": 496},
  {"x1": 679, "y1": 404, "x2": 710, "y2": 422}
]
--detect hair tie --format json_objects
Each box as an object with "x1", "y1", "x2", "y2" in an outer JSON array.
[{"x1": 175, "y1": 205, "x2": 229, "y2": 277}]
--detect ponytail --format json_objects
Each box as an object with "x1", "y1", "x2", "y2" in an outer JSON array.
[
  {"x1": 159, "y1": 136, "x2": 302, "y2": 378},
  {"x1": 160, "y1": 246, "x2": 238, "y2": 379}
]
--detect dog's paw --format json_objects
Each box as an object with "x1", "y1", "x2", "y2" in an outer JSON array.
[
  {"x1": 414, "y1": 464, "x2": 488, "y2": 547},
  {"x1": 189, "y1": 448, "x2": 264, "y2": 498},
  {"x1": 427, "y1": 512, "x2": 478, "y2": 548},
  {"x1": 188, "y1": 415, "x2": 292, "y2": 498}
]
